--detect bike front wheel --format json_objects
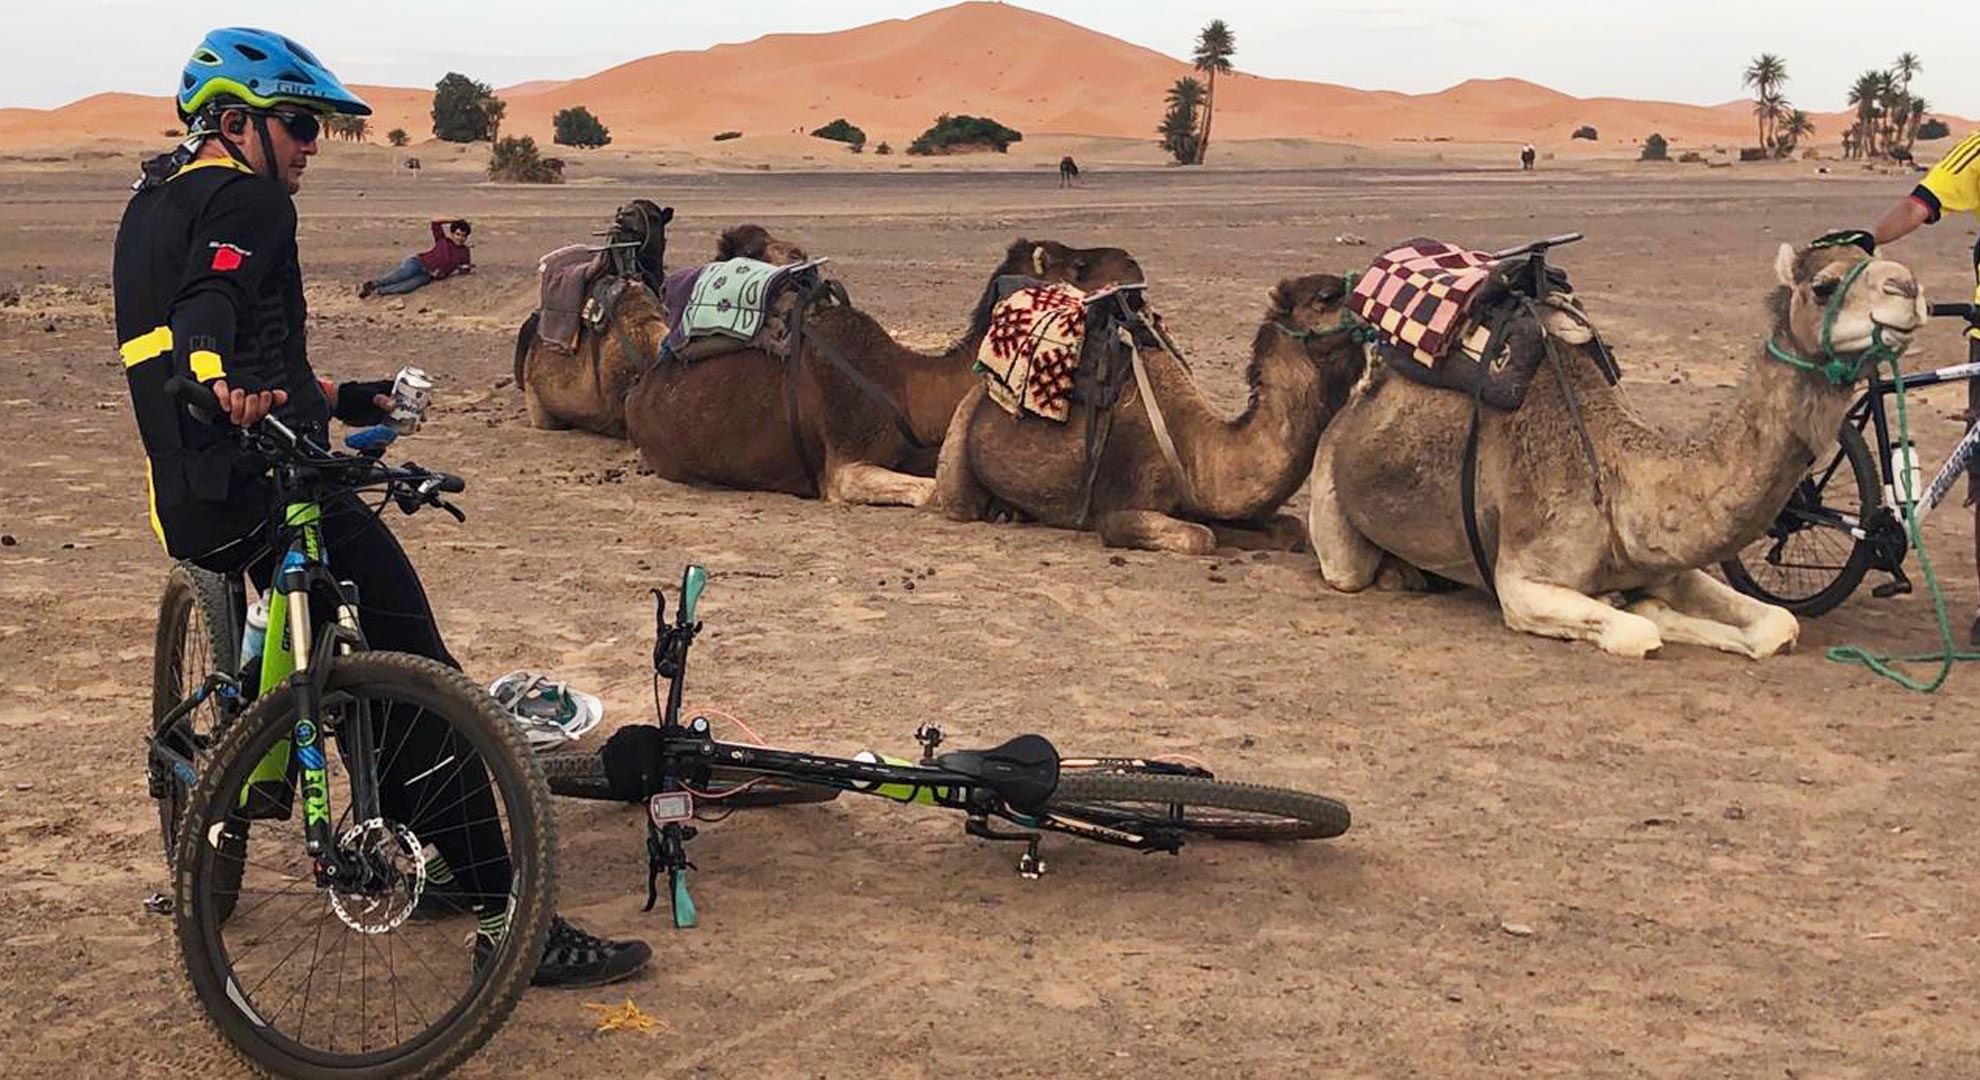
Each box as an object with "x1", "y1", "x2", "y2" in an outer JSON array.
[
  {"x1": 174, "y1": 651, "x2": 554, "y2": 1080},
  {"x1": 1044, "y1": 768, "x2": 1350, "y2": 842},
  {"x1": 1720, "y1": 421, "x2": 1879, "y2": 617}
]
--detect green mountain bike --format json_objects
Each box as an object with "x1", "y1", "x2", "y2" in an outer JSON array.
[
  {"x1": 146, "y1": 380, "x2": 552, "y2": 1079},
  {"x1": 543, "y1": 566, "x2": 1353, "y2": 928}
]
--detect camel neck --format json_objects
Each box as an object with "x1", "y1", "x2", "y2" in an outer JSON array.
[
  {"x1": 1131, "y1": 329, "x2": 1331, "y2": 519},
  {"x1": 1613, "y1": 341, "x2": 1855, "y2": 571}
]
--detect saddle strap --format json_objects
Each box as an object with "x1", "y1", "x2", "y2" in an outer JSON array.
[
  {"x1": 1129, "y1": 342, "x2": 1200, "y2": 515},
  {"x1": 782, "y1": 283, "x2": 929, "y2": 493},
  {"x1": 1460, "y1": 393, "x2": 1495, "y2": 598}
]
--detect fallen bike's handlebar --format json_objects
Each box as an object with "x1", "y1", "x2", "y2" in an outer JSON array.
[
  {"x1": 1490, "y1": 233, "x2": 1584, "y2": 260},
  {"x1": 1929, "y1": 302, "x2": 1978, "y2": 321}
]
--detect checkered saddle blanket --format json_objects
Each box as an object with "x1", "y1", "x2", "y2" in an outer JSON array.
[
  {"x1": 976, "y1": 281, "x2": 1098, "y2": 422},
  {"x1": 1354, "y1": 238, "x2": 1618, "y2": 410}
]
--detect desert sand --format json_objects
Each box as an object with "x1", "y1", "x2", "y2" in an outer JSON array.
[
  {"x1": 0, "y1": 139, "x2": 1977, "y2": 1078},
  {"x1": 1, "y1": 3, "x2": 1964, "y2": 157}
]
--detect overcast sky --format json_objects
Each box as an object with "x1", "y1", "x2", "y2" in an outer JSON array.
[{"x1": 5, "y1": 1, "x2": 1973, "y2": 117}]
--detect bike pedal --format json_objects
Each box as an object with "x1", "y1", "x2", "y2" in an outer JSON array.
[
  {"x1": 142, "y1": 892, "x2": 173, "y2": 916},
  {"x1": 1872, "y1": 580, "x2": 1913, "y2": 599},
  {"x1": 1017, "y1": 850, "x2": 1047, "y2": 880}
]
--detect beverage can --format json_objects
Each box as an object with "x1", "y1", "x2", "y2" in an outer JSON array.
[{"x1": 389, "y1": 366, "x2": 433, "y2": 435}]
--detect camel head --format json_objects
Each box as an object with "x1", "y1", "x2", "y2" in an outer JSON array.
[
  {"x1": 1003, "y1": 239, "x2": 1144, "y2": 292},
  {"x1": 717, "y1": 223, "x2": 809, "y2": 265},
  {"x1": 1255, "y1": 273, "x2": 1368, "y2": 408},
  {"x1": 1769, "y1": 238, "x2": 1925, "y2": 388},
  {"x1": 611, "y1": 199, "x2": 675, "y2": 284}
]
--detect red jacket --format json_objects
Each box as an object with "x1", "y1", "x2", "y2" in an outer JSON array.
[{"x1": 415, "y1": 222, "x2": 472, "y2": 279}]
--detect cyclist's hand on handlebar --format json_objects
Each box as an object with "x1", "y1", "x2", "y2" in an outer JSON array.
[{"x1": 209, "y1": 379, "x2": 287, "y2": 427}]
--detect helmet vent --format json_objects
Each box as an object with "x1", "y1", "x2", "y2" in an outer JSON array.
[
  {"x1": 281, "y1": 37, "x2": 322, "y2": 66},
  {"x1": 192, "y1": 48, "x2": 222, "y2": 65},
  {"x1": 276, "y1": 70, "x2": 313, "y2": 85},
  {"x1": 233, "y1": 43, "x2": 267, "y2": 62}
]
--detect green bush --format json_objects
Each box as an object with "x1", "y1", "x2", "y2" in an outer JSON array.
[
  {"x1": 810, "y1": 118, "x2": 866, "y2": 148},
  {"x1": 432, "y1": 73, "x2": 505, "y2": 142},
  {"x1": 488, "y1": 135, "x2": 562, "y2": 183},
  {"x1": 553, "y1": 106, "x2": 611, "y2": 149},
  {"x1": 386, "y1": 128, "x2": 410, "y2": 147},
  {"x1": 712, "y1": 130, "x2": 742, "y2": 142},
  {"x1": 1640, "y1": 133, "x2": 1670, "y2": 161},
  {"x1": 1918, "y1": 118, "x2": 1951, "y2": 141},
  {"x1": 907, "y1": 114, "x2": 1023, "y2": 155},
  {"x1": 874, "y1": 141, "x2": 893, "y2": 155},
  {"x1": 1571, "y1": 125, "x2": 1598, "y2": 141}
]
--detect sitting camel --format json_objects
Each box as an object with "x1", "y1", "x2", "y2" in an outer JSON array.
[
  {"x1": 930, "y1": 274, "x2": 1367, "y2": 553},
  {"x1": 513, "y1": 213, "x2": 808, "y2": 436},
  {"x1": 624, "y1": 239, "x2": 1144, "y2": 506},
  {"x1": 1308, "y1": 239, "x2": 1926, "y2": 658}
]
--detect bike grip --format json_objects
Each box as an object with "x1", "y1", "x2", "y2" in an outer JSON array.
[
  {"x1": 1928, "y1": 302, "x2": 1978, "y2": 318},
  {"x1": 434, "y1": 472, "x2": 466, "y2": 494},
  {"x1": 165, "y1": 375, "x2": 222, "y2": 413},
  {"x1": 678, "y1": 564, "x2": 708, "y2": 623}
]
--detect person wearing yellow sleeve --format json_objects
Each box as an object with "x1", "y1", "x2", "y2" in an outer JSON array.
[{"x1": 1871, "y1": 128, "x2": 1980, "y2": 644}]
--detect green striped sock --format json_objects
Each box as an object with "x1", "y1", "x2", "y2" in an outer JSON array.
[
  {"x1": 425, "y1": 851, "x2": 456, "y2": 886},
  {"x1": 475, "y1": 909, "x2": 507, "y2": 941}
]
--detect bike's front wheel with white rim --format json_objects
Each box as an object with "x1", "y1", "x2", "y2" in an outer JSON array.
[{"x1": 174, "y1": 652, "x2": 554, "y2": 1080}]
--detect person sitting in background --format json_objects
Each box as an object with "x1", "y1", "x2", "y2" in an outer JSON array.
[{"x1": 359, "y1": 219, "x2": 472, "y2": 297}]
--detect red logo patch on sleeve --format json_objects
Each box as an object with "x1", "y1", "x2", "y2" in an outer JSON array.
[{"x1": 208, "y1": 242, "x2": 252, "y2": 272}]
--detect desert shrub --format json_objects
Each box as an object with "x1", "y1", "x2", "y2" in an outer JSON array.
[
  {"x1": 874, "y1": 141, "x2": 893, "y2": 155},
  {"x1": 712, "y1": 130, "x2": 742, "y2": 141},
  {"x1": 1571, "y1": 125, "x2": 1598, "y2": 141},
  {"x1": 488, "y1": 135, "x2": 562, "y2": 183},
  {"x1": 432, "y1": 73, "x2": 505, "y2": 142},
  {"x1": 1918, "y1": 118, "x2": 1951, "y2": 141},
  {"x1": 553, "y1": 106, "x2": 611, "y2": 149},
  {"x1": 907, "y1": 114, "x2": 1023, "y2": 155},
  {"x1": 810, "y1": 118, "x2": 866, "y2": 149},
  {"x1": 386, "y1": 128, "x2": 409, "y2": 147},
  {"x1": 1640, "y1": 134, "x2": 1670, "y2": 161}
]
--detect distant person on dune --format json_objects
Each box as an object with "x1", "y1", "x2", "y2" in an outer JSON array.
[
  {"x1": 1520, "y1": 145, "x2": 1536, "y2": 171},
  {"x1": 1871, "y1": 127, "x2": 1980, "y2": 645},
  {"x1": 359, "y1": 219, "x2": 473, "y2": 297}
]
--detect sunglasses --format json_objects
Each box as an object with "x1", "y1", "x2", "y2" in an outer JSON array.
[{"x1": 264, "y1": 109, "x2": 322, "y2": 144}]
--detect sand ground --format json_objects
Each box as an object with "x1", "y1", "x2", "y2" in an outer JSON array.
[{"x1": 1, "y1": 151, "x2": 1977, "y2": 1079}]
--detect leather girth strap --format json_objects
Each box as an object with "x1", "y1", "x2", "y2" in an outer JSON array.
[{"x1": 783, "y1": 279, "x2": 929, "y2": 491}]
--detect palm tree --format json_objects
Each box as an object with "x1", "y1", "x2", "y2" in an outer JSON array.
[
  {"x1": 1778, "y1": 110, "x2": 1814, "y2": 155},
  {"x1": 1752, "y1": 91, "x2": 1786, "y2": 154},
  {"x1": 1742, "y1": 53, "x2": 1787, "y2": 151},
  {"x1": 1848, "y1": 70, "x2": 1884, "y2": 157},
  {"x1": 1191, "y1": 20, "x2": 1235, "y2": 165},
  {"x1": 1159, "y1": 77, "x2": 1206, "y2": 164},
  {"x1": 1893, "y1": 52, "x2": 1922, "y2": 96}
]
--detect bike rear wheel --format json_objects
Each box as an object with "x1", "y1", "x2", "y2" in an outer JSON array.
[
  {"x1": 151, "y1": 562, "x2": 242, "y2": 867},
  {"x1": 1721, "y1": 421, "x2": 1879, "y2": 616},
  {"x1": 1044, "y1": 769, "x2": 1350, "y2": 841},
  {"x1": 539, "y1": 749, "x2": 841, "y2": 808},
  {"x1": 175, "y1": 651, "x2": 553, "y2": 1079}
]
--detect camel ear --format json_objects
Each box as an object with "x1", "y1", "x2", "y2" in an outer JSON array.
[
  {"x1": 1774, "y1": 243, "x2": 1798, "y2": 287},
  {"x1": 658, "y1": 206, "x2": 675, "y2": 225},
  {"x1": 1031, "y1": 245, "x2": 1049, "y2": 276},
  {"x1": 1267, "y1": 283, "x2": 1290, "y2": 315}
]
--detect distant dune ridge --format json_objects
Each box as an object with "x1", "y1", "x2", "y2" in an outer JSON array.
[{"x1": 0, "y1": 2, "x2": 1963, "y2": 153}]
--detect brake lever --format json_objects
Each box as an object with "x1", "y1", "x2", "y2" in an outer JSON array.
[{"x1": 434, "y1": 498, "x2": 466, "y2": 523}]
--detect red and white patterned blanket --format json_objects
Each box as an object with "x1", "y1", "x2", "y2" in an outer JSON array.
[
  {"x1": 976, "y1": 282, "x2": 1090, "y2": 421},
  {"x1": 1350, "y1": 239, "x2": 1498, "y2": 366}
]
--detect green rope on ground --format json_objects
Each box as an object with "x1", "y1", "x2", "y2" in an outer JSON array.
[{"x1": 1824, "y1": 355, "x2": 1980, "y2": 691}]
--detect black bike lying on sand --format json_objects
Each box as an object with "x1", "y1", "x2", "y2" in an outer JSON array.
[{"x1": 542, "y1": 565, "x2": 1354, "y2": 927}]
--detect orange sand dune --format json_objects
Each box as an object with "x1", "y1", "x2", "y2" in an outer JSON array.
[{"x1": 0, "y1": 2, "x2": 1964, "y2": 155}]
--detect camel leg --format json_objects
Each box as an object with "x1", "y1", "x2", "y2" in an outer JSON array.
[
  {"x1": 520, "y1": 362, "x2": 571, "y2": 431},
  {"x1": 1627, "y1": 569, "x2": 1799, "y2": 659},
  {"x1": 822, "y1": 462, "x2": 936, "y2": 508},
  {"x1": 1207, "y1": 513, "x2": 1308, "y2": 552},
  {"x1": 929, "y1": 386, "x2": 993, "y2": 521},
  {"x1": 1496, "y1": 574, "x2": 1664, "y2": 658},
  {"x1": 1307, "y1": 438, "x2": 1383, "y2": 591},
  {"x1": 1095, "y1": 510, "x2": 1216, "y2": 555}
]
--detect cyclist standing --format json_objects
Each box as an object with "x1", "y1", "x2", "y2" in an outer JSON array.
[
  {"x1": 113, "y1": 27, "x2": 650, "y2": 986},
  {"x1": 1872, "y1": 129, "x2": 1980, "y2": 644}
]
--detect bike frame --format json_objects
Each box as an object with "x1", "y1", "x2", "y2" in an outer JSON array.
[{"x1": 1852, "y1": 359, "x2": 1980, "y2": 524}]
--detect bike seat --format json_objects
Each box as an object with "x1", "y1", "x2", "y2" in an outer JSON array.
[{"x1": 935, "y1": 733, "x2": 1059, "y2": 813}]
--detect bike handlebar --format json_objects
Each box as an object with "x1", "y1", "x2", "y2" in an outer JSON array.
[
  {"x1": 164, "y1": 376, "x2": 467, "y2": 512},
  {"x1": 1490, "y1": 233, "x2": 1585, "y2": 260},
  {"x1": 1929, "y1": 302, "x2": 1978, "y2": 320}
]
